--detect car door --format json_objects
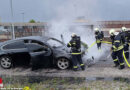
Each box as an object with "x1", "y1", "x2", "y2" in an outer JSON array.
[
  {"x1": 24, "y1": 40, "x2": 53, "y2": 68},
  {"x1": 2, "y1": 40, "x2": 31, "y2": 66}
]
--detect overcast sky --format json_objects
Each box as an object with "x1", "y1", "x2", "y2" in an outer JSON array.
[{"x1": 0, "y1": 0, "x2": 130, "y2": 22}]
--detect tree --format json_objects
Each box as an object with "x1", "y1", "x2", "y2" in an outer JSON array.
[{"x1": 29, "y1": 19, "x2": 36, "y2": 23}]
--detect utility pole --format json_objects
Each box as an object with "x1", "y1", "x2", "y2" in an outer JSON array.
[
  {"x1": 10, "y1": 0, "x2": 15, "y2": 39},
  {"x1": 21, "y1": 12, "x2": 25, "y2": 37}
]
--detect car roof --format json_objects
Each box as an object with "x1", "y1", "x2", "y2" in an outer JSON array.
[
  {"x1": 0, "y1": 36, "x2": 49, "y2": 46},
  {"x1": 17, "y1": 36, "x2": 49, "y2": 41},
  {"x1": 0, "y1": 36, "x2": 64, "y2": 46}
]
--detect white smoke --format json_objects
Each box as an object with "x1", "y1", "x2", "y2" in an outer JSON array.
[
  {"x1": 53, "y1": 0, "x2": 101, "y2": 21},
  {"x1": 46, "y1": 0, "x2": 110, "y2": 62}
]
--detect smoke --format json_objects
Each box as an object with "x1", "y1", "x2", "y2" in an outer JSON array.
[
  {"x1": 53, "y1": 0, "x2": 102, "y2": 21},
  {"x1": 46, "y1": 0, "x2": 110, "y2": 62}
]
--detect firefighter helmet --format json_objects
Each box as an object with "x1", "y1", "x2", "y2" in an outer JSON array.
[
  {"x1": 109, "y1": 29, "x2": 115, "y2": 35},
  {"x1": 94, "y1": 28, "x2": 99, "y2": 32},
  {"x1": 71, "y1": 33, "x2": 77, "y2": 38},
  {"x1": 121, "y1": 26, "x2": 127, "y2": 31}
]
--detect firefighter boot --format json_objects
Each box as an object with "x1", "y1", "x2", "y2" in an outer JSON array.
[
  {"x1": 113, "y1": 60, "x2": 119, "y2": 67},
  {"x1": 73, "y1": 68, "x2": 78, "y2": 71},
  {"x1": 73, "y1": 66, "x2": 78, "y2": 71},
  {"x1": 119, "y1": 65, "x2": 125, "y2": 70},
  {"x1": 81, "y1": 65, "x2": 85, "y2": 71},
  {"x1": 113, "y1": 63, "x2": 119, "y2": 67}
]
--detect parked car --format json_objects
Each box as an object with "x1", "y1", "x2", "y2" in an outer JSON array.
[{"x1": 0, "y1": 36, "x2": 87, "y2": 70}]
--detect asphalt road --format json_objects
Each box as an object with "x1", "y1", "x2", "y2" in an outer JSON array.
[{"x1": 0, "y1": 58, "x2": 130, "y2": 78}]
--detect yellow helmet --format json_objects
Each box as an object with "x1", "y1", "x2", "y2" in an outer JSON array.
[
  {"x1": 94, "y1": 28, "x2": 99, "y2": 32},
  {"x1": 109, "y1": 29, "x2": 115, "y2": 35},
  {"x1": 121, "y1": 26, "x2": 126, "y2": 31}
]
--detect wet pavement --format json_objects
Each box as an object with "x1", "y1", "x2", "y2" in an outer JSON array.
[{"x1": 0, "y1": 59, "x2": 130, "y2": 78}]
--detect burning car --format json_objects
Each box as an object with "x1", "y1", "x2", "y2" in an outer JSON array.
[{"x1": 0, "y1": 36, "x2": 88, "y2": 70}]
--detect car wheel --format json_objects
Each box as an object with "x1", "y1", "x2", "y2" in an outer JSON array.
[
  {"x1": 0, "y1": 56, "x2": 12, "y2": 69},
  {"x1": 57, "y1": 57, "x2": 70, "y2": 70}
]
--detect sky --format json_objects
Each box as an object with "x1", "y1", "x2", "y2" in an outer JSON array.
[{"x1": 0, "y1": 0, "x2": 130, "y2": 22}]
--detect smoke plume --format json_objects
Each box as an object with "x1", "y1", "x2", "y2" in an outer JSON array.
[{"x1": 46, "y1": 0, "x2": 110, "y2": 62}]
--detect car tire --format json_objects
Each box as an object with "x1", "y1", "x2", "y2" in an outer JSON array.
[
  {"x1": 0, "y1": 56, "x2": 12, "y2": 69},
  {"x1": 56, "y1": 57, "x2": 70, "y2": 70}
]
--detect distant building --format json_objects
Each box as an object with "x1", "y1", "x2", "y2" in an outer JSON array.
[
  {"x1": 0, "y1": 21, "x2": 130, "y2": 42},
  {"x1": 0, "y1": 22, "x2": 47, "y2": 41},
  {"x1": 97, "y1": 21, "x2": 130, "y2": 37},
  {"x1": 75, "y1": 19, "x2": 130, "y2": 37}
]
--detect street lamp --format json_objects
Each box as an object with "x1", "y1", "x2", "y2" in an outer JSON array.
[{"x1": 10, "y1": 0, "x2": 15, "y2": 39}]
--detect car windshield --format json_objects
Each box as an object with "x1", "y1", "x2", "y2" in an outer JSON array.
[{"x1": 46, "y1": 38, "x2": 63, "y2": 47}]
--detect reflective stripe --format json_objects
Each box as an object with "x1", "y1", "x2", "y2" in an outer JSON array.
[
  {"x1": 73, "y1": 43, "x2": 76, "y2": 45},
  {"x1": 112, "y1": 46, "x2": 118, "y2": 51},
  {"x1": 118, "y1": 45, "x2": 124, "y2": 50},
  {"x1": 96, "y1": 40, "x2": 101, "y2": 43},
  {"x1": 125, "y1": 37, "x2": 128, "y2": 39},
  {"x1": 114, "y1": 40, "x2": 120, "y2": 43},
  {"x1": 113, "y1": 45, "x2": 124, "y2": 51},
  {"x1": 68, "y1": 43, "x2": 71, "y2": 46},
  {"x1": 73, "y1": 66, "x2": 78, "y2": 68},
  {"x1": 120, "y1": 63, "x2": 125, "y2": 66},
  {"x1": 114, "y1": 59, "x2": 118, "y2": 62},
  {"x1": 80, "y1": 64, "x2": 84, "y2": 66},
  {"x1": 112, "y1": 45, "x2": 117, "y2": 49},
  {"x1": 72, "y1": 53, "x2": 81, "y2": 55}
]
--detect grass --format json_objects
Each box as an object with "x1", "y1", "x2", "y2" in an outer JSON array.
[
  {"x1": 1, "y1": 76, "x2": 130, "y2": 90},
  {"x1": 2, "y1": 80, "x2": 130, "y2": 90}
]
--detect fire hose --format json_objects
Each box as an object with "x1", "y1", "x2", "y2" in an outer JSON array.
[
  {"x1": 123, "y1": 50, "x2": 130, "y2": 67},
  {"x1": 87, "y1": 41, "x2": 130, "y2": 67}
]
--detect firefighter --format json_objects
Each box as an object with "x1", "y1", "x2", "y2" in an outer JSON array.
[
  {"x1": 94, "y1": 28, "x2": 103, "y2": 50},
  {"x1": 67, "y1": 33, "x2": 85, "y2": 71},
  {"x1": 101, "y1": 31, "x2": 104, "y2": 39},
  {"x1": 109, "y1": 29, "x2": 119, "y2": 67},
  {"x1": 110, "y1": 31, "x2": 125, "y2": 69},
  {"x1": 124, "y1": 39, "x2": 129, "y2": 59},
  {"x1": 109, "y1": 29, "x2": 116, "y2": 45},
  {"x1": 120, "y1": 27, "x2": 129, "y2": 59}
]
